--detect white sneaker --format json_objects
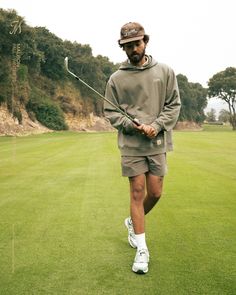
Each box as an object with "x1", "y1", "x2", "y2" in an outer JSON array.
[
  {"x1": 124, "y1": 217, "x2": 137, "y2": 249},
  {"x1": 132, "y1": 248, "x2": 149, "y2": 274}
]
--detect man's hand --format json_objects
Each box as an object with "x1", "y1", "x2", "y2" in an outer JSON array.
[{"x1": 134, "y1": 124, "x2": 157, "y2": 139}]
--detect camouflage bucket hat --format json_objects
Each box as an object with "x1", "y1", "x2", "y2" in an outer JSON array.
[{"x1": 118, "y1": 22, "x2": 146, "y2": 45}]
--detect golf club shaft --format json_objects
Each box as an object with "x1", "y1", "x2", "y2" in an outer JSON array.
[{"x1": 64, "y1": 57, "x2": 140, "y2": 126}]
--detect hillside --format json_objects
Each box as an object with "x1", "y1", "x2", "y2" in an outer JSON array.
[{"x1": 0, "y1": 8, "x2": 117, "y2": 135}]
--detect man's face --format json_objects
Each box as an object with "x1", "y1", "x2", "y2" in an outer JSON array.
[{"x1": 123, "y1": 39, "x2": 146, "y2": 65}]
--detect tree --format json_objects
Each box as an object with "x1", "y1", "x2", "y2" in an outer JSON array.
[
  {"x1": 34, "y1": 27, "x2": 67, "y2": 80},
  {"x1": 205, "y1": 108, "x2": 216, "y2": 122},
  {"x1": 218, "y1": 109, "x2": 230, "y2": 123},
  {"x1": 189, "y1": 82, "x2": 208, "y2": 123},
  {"x1": 177, "y1": 74, "x2": 207, "y2": 123},
  {"x1": 208, "y1": 67, "x2": 236, "y2": 130}
]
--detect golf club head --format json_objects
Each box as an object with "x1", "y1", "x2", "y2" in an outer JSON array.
[{"x1": 64, "y1": 57, "x2": 69, "y2": 72}]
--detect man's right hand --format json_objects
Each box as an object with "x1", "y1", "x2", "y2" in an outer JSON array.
[{"x1": 134, "y1": 124, "x2": 157, "y2": 139}]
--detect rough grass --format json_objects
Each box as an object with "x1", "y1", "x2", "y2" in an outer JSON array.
[{"x1": 0, "y1": 127, "x2": 235, "y2": 294}]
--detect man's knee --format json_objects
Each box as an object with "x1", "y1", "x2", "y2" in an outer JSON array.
[
  {"x1": 132, "y1": 184, "x2": 146, "y2": 202},
  {"x1": 146, "y1": 175, "x2": 164, "y2": 199},
  {"x1": 129, "y1": 176, "x2": 145, "y2": 202}
]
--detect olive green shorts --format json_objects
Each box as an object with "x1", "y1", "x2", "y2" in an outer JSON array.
[{"x1": 121, "y1": 153, "x2": 167, "y2": 177}]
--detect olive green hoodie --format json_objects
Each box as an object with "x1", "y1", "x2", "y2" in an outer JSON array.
[{"x1": 104, "y1": 55, "x2": 181, "y2": 156}]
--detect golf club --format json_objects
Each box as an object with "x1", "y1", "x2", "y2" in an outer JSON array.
[{"x1": 64, "y1": 57, "x2": 140, "y2": 126}]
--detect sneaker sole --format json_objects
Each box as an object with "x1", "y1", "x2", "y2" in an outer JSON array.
[
  {"x1": 124, "y1": 219, "x2": 137, "y2": 249},
  {"x1": 132, "y1": 265, "x2": 148, "y2": 274}
]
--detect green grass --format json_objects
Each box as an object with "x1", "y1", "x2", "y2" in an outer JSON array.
[
  {"x1": 0, "y1": 127, "x2": 235, "y2": 294},
  {"x1": 202, "y1": 123, "x2": 232, "y2": 132}
]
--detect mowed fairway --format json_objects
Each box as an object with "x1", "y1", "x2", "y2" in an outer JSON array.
[{"x1": 0, "y1": 126, "x2": 235, "y2": 295}]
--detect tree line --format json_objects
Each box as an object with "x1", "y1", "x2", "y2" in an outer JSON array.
[{"x1": 0, "y1": 9, "x2": 235, "y2": 130}]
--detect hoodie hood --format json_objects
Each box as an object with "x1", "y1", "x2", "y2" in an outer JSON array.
[{"x1": 119, "y1": 55, "x2": 158, "y2": 71}]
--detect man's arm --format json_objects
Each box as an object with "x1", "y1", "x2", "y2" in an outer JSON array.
[
  {"x1": 104, "y1": 79, "x2": 137, "y2": 134},
  {"x1": 150, "y1": 68, "x2": 181, "y2": 135}
]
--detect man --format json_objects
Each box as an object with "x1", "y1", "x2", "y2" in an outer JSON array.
[{"x1": 104, "y1": 22, "x2": 181, "y2": 274}]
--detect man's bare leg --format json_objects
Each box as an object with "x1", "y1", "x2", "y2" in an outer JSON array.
[
  {"x1": 129, "y1": 174, "x2": 146, "y2": 234},
  {"x1": 144, "y1": 173, "x2": 164, "y2": 215},
  {"x1": 129, "y1": 174, "x2": 149, "y2": 274}
]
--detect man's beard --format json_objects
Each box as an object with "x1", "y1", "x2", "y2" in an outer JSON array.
[{"x1": 128, "y1": 48, "x2": 146, "y2": 65}]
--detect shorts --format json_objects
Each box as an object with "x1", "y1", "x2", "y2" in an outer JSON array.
[{"x1": 121, "y1": 153, "x2": 167, "y2": 177}]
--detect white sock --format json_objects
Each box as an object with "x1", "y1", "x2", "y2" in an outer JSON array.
[{"x1": 135, "y1": 233, "x2": 147, "y2": 250}]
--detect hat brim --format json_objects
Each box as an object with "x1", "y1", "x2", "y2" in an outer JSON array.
[{"x1": 119, "y1": 35, "x2": 144, "y2": 45}]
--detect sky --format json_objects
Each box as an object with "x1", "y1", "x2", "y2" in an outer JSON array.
[{"x1": 1, "y1": 0, "x2": 235, "y2": 114}]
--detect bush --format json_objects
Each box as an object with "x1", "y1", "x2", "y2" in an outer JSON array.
[
  {"x1": 13, "y1": 108, "x2": 23, "y2": 124},
  {"x1": 0, "y1": 94, "x2": 5, "y2": 104},
  {"x1": 27, "y1": 93, "x2": 68, "y2": 130}
]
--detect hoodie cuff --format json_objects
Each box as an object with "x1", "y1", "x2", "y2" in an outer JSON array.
[
  {"x1": 123, "y1": 118, "x2": 136, "y2": 134},
  {"x1": 150, "y1": 122, "x2": 162, "y2": 134}
]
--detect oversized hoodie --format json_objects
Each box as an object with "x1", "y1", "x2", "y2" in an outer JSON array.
[{"x1": 104, "y1": 55, "x2": 181, "y2": 156}]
